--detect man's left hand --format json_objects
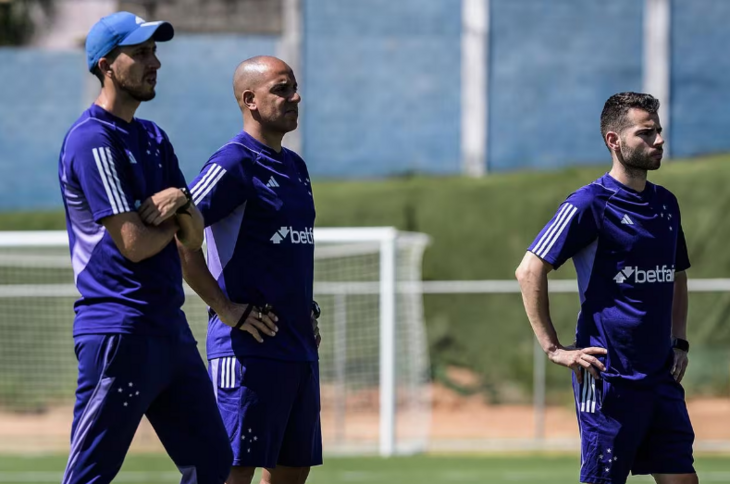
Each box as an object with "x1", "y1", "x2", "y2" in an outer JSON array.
[
  {"x1": 139, "y1": 188, "x2": 187, "y2": 226},
  {"x1": 311, "y1": 311, "x2": 321, "y2": 348},
  {"x1": 671, "y1": 348, "x2": 689, "y2": 383}
]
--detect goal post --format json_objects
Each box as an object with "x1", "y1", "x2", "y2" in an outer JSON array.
[{"x1": 0, "y1": 229, "x2": 432, "y2": 456}]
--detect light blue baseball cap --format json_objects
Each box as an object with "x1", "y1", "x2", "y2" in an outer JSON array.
[{"x1": 85, "y1": 11, "x2": 174, "y2": 72}]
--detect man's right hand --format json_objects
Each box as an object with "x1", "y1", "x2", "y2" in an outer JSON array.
[
  {"x1": 218, "y1": 302, "x2": 279, "y2": 343},
  {"x1": 548, "y1": 345, "x2": 607, "y2": 384}
]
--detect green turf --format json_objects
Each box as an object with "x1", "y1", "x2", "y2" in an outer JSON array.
[{"x1": 0, "y1": 454, "x2": 728, "y2": 483}]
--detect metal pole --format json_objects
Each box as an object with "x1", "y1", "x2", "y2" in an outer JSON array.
[
  {"x1": 333, "y1": 293, "x2": 347, "y2": 444},
  {"x1": 461, "y1": 0, "x2": 489, "y2": 176},
  {"x1": 643, "y1": 0, "x2": 671, "y2": 158},
  {"x1": 533, "y1": 337, "x2": 546, "y2": 441},
  {"x1": 280, "y1": 0, "x2": 303, "y2": 154},
  {"x1": 379, "y1": 231, "x2": 397, "y2": 457}
]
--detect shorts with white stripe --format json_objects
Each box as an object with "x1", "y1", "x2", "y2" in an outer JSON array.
[
  {"x1": 572, "y1": 370, "x2": 695, "y2": 484},
  {"x1": 208, "y1": 356, "x2": 322, "y2": 469}
]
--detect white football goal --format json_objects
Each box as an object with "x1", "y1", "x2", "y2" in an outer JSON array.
[{"x1": 0, "y1": 228, "x2": 431, "y2": 457}]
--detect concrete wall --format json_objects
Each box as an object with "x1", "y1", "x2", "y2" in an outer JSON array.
[
  {"x1": 2, "y1": 1, "x2": 730, "y2": 210},
  {"x1": 670, "y1": 0, "x2": 730, "y2": 158},
  {"x1": 0, "y1": 36, "x2": 277, "y2": 210},
  {"x1": 301, "y1": 0, "x2": 462, "y2": 177},
  {"x1": 488, "y1": 0, "x2": 643, "y2": 171}
]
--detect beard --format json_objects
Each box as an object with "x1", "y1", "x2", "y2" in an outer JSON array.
[
  {"x1": 118, "y1": 77, "x2": 156, "y2": 102},
  {"x1": 619, "y1": 142, "x2": 661, "y2": 171}
]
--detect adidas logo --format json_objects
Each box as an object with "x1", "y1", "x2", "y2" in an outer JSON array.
[
  {"x1": 266, "y1": 176, "x2": 280, "y2": 188},
  {"x1": 620, "y1": 214, "x2": 633, "y2": 225},
  {"x1": 270, "y1": 226, "x2": 314, "y2": 245},
  {"x1": 614, "y1": 265, "x2": 675, "y2": 284}
]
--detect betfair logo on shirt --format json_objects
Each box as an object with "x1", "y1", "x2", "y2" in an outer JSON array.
[
  {"x1": 270, "y1": 226, "x2": 314, "y2": 245},
  {"x1": 613, "y1": 265, "x2": 675, "y2": 284}
]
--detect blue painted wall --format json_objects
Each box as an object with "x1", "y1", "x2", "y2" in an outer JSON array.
[
  {"x1": 0, "y1": 36, "x2": 277, "y2": 210},
  {"x1": 0, "y1": 50, "x2": 86, "y2": 210},
  {"x1": 302, "y1": 0, "x2": 462, "y2": 177},
  {"x1": 2, "y1": 1, "x2": 730, "y2": 210},
  {"x1": 488, "y1": 0, "x2": 643, "y2": 171},
  {"x1": 137, "y1": 35, "x2": 278, "y2": 183},
  {"x1": 670, "y1": 0, "x2": 730, "y2": 158}
]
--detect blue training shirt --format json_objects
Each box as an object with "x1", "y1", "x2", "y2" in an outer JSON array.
[
  {"x1": 528, "y1": 173, "x2": 690, "y2": 385},
  {"x1": 190, "y1": 131, "x2": 317, "y2": 362},
  {"x1": 59, "y1": 104, "x2": 192, "y2": 339}
]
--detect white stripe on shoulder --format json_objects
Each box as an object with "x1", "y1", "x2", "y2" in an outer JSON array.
[
  {"x1": 191, "y1": 163, "x2": 227, "y2": 201},
  {"x1": 92, "y1": 148, "x2": 119, "y2": 214},
  {"x1": 105, "y1": 148, "x2": 129, "y2": 212},
  {"x1": 533, "y1": 203, "x2": 571, "y2": 256},
  {"x1": 193, "y1": 165, "x2": 227, "y2": 205},
  {"x1": 98, "y1": 147, "x2": 125, "y2": 213},
  {"x1": 191, "y1": 164, "x2": 222, "y2": 197},
  {"x1": 537, "y1": 204, "x2": 578, "y2": 258}
]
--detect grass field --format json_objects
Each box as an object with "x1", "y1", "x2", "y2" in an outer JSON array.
[{"x1": 1, "y1": 454, "x2": 729, "y2": 483}]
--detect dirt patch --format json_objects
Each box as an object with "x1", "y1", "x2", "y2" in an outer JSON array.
[{"x1": 1, "y1": 384, "x2": 728, "y2": 453}]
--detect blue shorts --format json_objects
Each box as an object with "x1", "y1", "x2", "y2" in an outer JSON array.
[
  {"x1": 573, "y1": 371, "x2": 695, "y2": 484},
  {"x1": 209, "y1": 356, "x2": 322, "y2": 468},
  {"x1": 62, "y1": 334, "x2": 232, "y2": 484}
]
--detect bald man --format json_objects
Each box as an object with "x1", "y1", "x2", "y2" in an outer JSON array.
[{"x1": 179, "y1": 56, "x2": 321, "y2": 484}]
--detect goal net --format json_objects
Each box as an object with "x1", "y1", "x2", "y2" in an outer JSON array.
[{"x1": 0, "y1": 228, "x2": 431, "y2": 456}]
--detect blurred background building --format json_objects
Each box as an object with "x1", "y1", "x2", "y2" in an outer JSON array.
[{"x1": 2, "y1": 0, "x2": 730, "y2": 210}]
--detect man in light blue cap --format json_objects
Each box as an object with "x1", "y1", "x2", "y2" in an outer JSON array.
[{"x1": 57, "y1": 11, "x2": 232, "y2": 484}]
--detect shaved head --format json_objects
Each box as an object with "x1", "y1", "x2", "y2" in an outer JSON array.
[
  {"x1": 233, "y1": 56, "x2": 293, "y2": 109},
  {"x1": 232, "y1": 55, "x2": 301, "y2": 144}
]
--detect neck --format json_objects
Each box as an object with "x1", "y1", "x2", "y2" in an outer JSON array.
[
  {"x1": 609, "y1": 158, "x2": 648, "y2": 192},
  {"x1": 94, "y1": 85, "x2": 140, "y2": 123},
  {"x1": 243, "y1": 117, "x2": 284, "y2": 152}
]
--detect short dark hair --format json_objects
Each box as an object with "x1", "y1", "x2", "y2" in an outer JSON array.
[
  {"x1": 91, "y1": 47, "x2": 121, "y2": 87},
  {"x1": 600, "y1": 92, "x2": 660, "y2": 149}
]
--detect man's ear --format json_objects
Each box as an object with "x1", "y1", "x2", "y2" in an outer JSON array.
[
  {"x1": 242, "y1": 90, "x2": 257, "y2": 111},
  {"x1": 605, "y1": 131, "x2": 620, "y2": 152},
  {"x1": 98, "y1": 57, "x2": 113, "y2": 79}
]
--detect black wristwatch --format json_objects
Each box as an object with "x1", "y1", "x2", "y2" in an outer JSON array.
[
  {"x1": 177, "y1": 187, "x2": 193, "y2": 214},
  {"x1": 312, "y1": 301, "x2": 321, "y2": 320},
  {"x1": 672, "y1": 338, "x2": 690, "y2": 353}
]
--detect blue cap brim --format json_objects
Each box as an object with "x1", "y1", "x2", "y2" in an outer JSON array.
[{"x1": 118, "y1": 21, "x2": 174, "y2": 47}]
